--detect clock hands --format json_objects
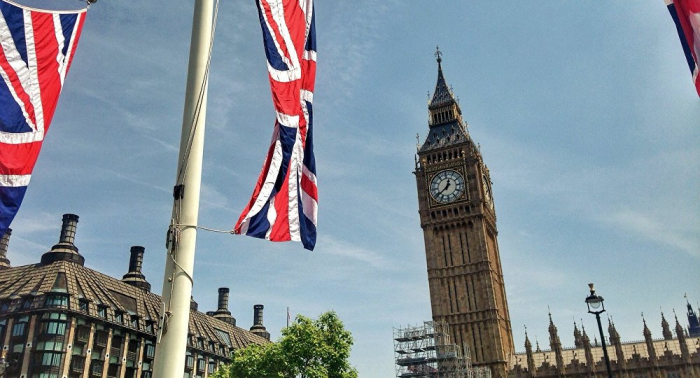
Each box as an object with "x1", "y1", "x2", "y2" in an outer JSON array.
[{"x1": 439, "y1": 179, "x2": 452, "y2": 194}]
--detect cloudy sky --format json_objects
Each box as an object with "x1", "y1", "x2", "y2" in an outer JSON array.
[{"x1": 7, "y1": 1, "x2": 700, "y2": 377}]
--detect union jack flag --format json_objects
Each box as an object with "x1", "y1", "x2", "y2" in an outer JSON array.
[
  {"x1": 666, "y1": 0, "x2": 700, "y2": 96},
  {"x1": 0, "y1": 0, "x2": 86, "y2": 237},
  {"x1": 234, "y1": 0, "x2": 317, "y2": 250}
]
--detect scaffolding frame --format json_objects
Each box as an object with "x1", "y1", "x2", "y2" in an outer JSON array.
[{"x1": 394, "y1": 321, "x2": 492, "y2": 378}]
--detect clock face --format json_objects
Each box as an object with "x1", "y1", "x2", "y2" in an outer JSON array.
[{"x1": 430, "y1": 170, "x2": 465, "y2": 203}]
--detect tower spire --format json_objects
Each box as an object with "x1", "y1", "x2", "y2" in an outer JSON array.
[
  {"x1": 429, "y1": 48, "x2": 457, "y2": 111},
  {"x1": 420, "y1": 47, "x2": 471, "y2": 152},
  {"x1": 661, "y1": 309, "x2": 673, "y2": 340},
  {"x1": 685, "y1": 294, "x2": 700, "y2": 336}
]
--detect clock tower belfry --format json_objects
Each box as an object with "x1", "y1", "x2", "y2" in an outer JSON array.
[{"x1": 414, "y1": 49, "x2": 514, "y2": 377}]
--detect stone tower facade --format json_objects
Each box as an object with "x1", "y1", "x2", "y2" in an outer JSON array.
[{"x1": 414, "y1": 49, "x2": 514, "y2": 378}]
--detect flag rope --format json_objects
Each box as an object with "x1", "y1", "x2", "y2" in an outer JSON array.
[
  {"x1": 161, "y1": 0, "x2": 221, "y2": 337},
  {"x1": 174, "y1": 223, "x2": 235, "y2": 234},
  {"x1": 176, "y1": 0, "x2": 221, "y2": 187}
]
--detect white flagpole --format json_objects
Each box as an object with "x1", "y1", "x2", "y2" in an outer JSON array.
[{"x1": 152, "y1": 0, "x2": 214, "y2": 375}]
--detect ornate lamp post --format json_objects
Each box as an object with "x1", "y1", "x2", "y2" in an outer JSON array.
[{"x1": 585, "y1": 283, "x2": 613, "y2": 378}]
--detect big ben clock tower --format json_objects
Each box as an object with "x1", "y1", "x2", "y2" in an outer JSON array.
[{"x1": 415, "y1": 48, "x2": 514, "y2": 377}]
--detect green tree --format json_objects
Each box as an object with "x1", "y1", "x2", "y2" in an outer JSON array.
[{"x1": 212, "y1": 311, "x2": 358, "y2": 378}]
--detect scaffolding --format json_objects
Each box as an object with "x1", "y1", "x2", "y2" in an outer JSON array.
[{"x1": 394, "y1": 321, "x2": 492, "y2": 378}]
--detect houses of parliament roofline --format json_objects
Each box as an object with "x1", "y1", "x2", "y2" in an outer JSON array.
[
  {"x1": 0, "y1": 214, "x2": 270, "y2": 378},
  {"x1": 509, "y1": 309, "x2": 700, "y2": 378}
]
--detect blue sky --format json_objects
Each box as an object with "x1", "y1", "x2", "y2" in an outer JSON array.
[{"x1": 7, "y1": 1, "x2": 700, "y2": 377}]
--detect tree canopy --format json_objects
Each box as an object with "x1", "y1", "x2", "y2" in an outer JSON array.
[{"x1": 212, "y1": 311, "x2": 358, "y2": 378}]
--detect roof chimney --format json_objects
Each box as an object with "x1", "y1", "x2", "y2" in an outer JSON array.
[
  {"x1": 0, "y1": 228, "x2": 11, "y2": 269},
  {"x1": 41, "y1": 214, "x2": 85, "y2": 266},
  {"x1": 211, "y1": 287, "x2": 236, "y2": 326},
  {"x1": 250, "y1": 304, "x2": 270, "y2": 340},
  {"x1": 122, "y1": 246, "x2": 151, "y2": 291},
  {"x1": 217, "y1": 288, "x2": 230, "y2": 312}
]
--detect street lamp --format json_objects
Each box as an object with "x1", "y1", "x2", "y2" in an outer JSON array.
[{"x1": 585, "y1": 283, "x2": 613, "y2": 378}]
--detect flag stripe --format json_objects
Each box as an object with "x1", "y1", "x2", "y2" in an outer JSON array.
[
  {"x1": 667, "y1": 0, "x2": 700, "y2": 96},
  {"x1": 235, "y1": 0, "x2": 317, "y2": 250},
  {"x1": 0, "y1": 0, "x2": 85, "y2": 237}
]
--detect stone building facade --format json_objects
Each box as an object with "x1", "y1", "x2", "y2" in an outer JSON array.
[
  {"x1": 0, "y1": 214, "x2": 270, "y2": 378},
  {"x1": 509, "y1": 312, "x2": 700, "y2": 378},
  {"x1": 412, "y1": 49, "x2": 700, "y2": 378},
  {"x1": 414, "y1": 50, "x2": 514, "y2": 378}
]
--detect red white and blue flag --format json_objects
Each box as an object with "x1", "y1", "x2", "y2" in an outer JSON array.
[
  {"x1": 0, "y1": 0, "x2": 86, "y2": 237},
  {"x1": 666, "y1": 0, "x2": 700, "y2": 96},
  {"x1": 234, "y1": 0, "x2": 317, "y2": 250}
]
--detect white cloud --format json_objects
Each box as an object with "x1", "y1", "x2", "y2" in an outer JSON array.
[
  {"x1": 103, "y1": 169, "x2": 170, "y2": 195},
  {"x1": 200, "y1": 183, "x2": 234, "y2": 212},
  {"x1": 318, "y1": 234, "x2": 390, "y2": 270},
  {"x1": 9, "y1": 212, "x2": 59, "y2": 235},
  {"x1": 604, "y1": 209, "x2": 699, "y2": 257}
]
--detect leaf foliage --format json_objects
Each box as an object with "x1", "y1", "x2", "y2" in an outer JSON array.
[{"x1": 212, "y1": 311, "x2": 358, "y2": 378}]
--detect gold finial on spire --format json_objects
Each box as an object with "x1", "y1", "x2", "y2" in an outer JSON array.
[{"x1": 435, "y1": 45, "x2": 442, "y2": 64}]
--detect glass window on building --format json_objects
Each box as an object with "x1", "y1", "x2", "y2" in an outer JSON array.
[
  {"x1": 42, "y1": 313, "x2": 67, "y2": 320},
  {"x1": 45, "y1": 294, "x2": 68, "y2": 308},
  {"x1": 36, "y1": 340, "x2": 64, "y2": 351},
  {"x1": 90, "y1": 359, "x2": 104, "y2": 377},
  {"x1": 40, "y1": 321, "x2": 66, "y2": 336},
  {"x1": 39, "y1": 351, "x2": 63, "y2": 366},
  {"x1": 667, "y1": 372, "x2": 681, "y2": 378},
  {"x1": 98, "y1": 306, "x2": 107, "y2": 319},
  {"x1": 93, "y1": 330, "x2": 108, "y2": 347},
  {"x1": 11, "y1": 315, "x2": 29, "y2": 337},
  {"x1": 76, "y1": 324, "x2": 90, "y2": 343},
  {"x1": 107, "y1": 364, "x2": 120, "y2": 377},
  {"x1": 144, "y1": 343, "x2": 156, "y2": 359},
  {"x1": 185, "y1": 354, "x2": 194, "y2": 370},
  {"x1": 32, "y1": 373, "x2": 60, "y2": 378},
  {"x1": 214, "y1": 328, "x2": 232, "y2": 348},
  {"x1": 142, "y1": 361, "x2": 152, "y2": 377},
  {"x1": 11, "y1": 341, "x2": 24, "y2": 353},
  {"x1": 79, "y1": 299, "x2": 89, "y2": 313},
  {"x1": 208, "y1": 361, "x2": 216, "y2": 374}
]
